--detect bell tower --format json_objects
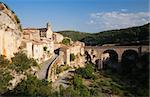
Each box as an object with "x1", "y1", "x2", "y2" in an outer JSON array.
[{"x1": 46, "y1": 22, "x2": 53, "y2": 40}]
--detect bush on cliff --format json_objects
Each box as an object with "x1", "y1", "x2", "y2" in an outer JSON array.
[{"x1": 10, "y1": 51, "x2": 38, "y2": 73}]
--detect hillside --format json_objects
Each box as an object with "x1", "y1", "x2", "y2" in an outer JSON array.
[{"x1": 57, "y1": 23, "x2": 149, "y2": 46}]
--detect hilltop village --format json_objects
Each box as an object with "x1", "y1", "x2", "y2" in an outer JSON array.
[
  {"x1": 22, "y1": 23, "x2": 85, "y2": 66},
  {"x1": 0, "y1": 2, "x2": 85, "y2": 82}
]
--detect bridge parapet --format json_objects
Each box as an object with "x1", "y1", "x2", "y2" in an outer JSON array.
[
  {"x1": 85, "y1": 45, "x2": 149, "y2": 64},
  {"x1": 85, "y1": 46, "x2": 150, "y2": 69},
  {"x1": 47, "y1": 54, "x2": 59, "y2": 82},
  {"x1": 47, "y1": 52, "x2": 65, "y2": 82}
]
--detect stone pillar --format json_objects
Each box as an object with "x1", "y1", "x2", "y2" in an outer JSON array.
[
  {"x1": 66, "y1": 49, "x2": 70, "y2": 66},
  {"x1": 118, "y1": 54, "x2": 122, "y2": 63},
  {"x1": 138, "y1": 46, "x2": 142, "y2": 56},
  {"x1": 98, "y1": 59, "x2": 103, "y2": 70}
]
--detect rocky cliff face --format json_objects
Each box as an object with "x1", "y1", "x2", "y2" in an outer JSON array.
[{"x1": 0, "y1": 2, "x2": 22, "y2": 59}]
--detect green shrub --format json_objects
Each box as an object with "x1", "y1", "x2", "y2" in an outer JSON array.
[
  {"x1": 70, "y1": 53, "x2": 75, "y2": 61},
  {"x1": 10, "y1": 51, "x2": 38, "y2": 73},
  {"x1": 62, "y1": 38, "x2": 70, "y2": 45},
  {"x1": 0, "y1": 55, "x2": 12, "y2": 94},
  {"x1": 6, "y1": 75, "x2": 52, "y2": 96},
  {"x1": 0, "y1": 69, "x2": 13, "y2": 94},
  {"x1": 76, "y1": 63, "x2": 94, "y2": 79},
  {"x1": 14, "y1": 15, "x2": 20, "y2": 24},
  {"x1": 56, "y1": 65, "x2": 71, "y2": 74},
  {"x1": 0, "y1": 55, "x2": 10, "y2": 68},
  {"x1": 73, "y1": 74, "x2": 83, "y2": 89}
]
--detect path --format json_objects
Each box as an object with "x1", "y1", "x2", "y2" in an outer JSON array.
[{"x1": 37, "y1": 54, "x2": 58, "y2": 80}]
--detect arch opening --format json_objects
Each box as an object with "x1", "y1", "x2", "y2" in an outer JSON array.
[
  {"x1": 121, "y1": 49, "x2": 139, "y2": 73},
  {"x1": 85, "y1": 51, "x2": 92, "y2": 63},
  {"x1": 54, "y1": 48, "x2": 60, "y2": 55},
  {"x1": 101, "y1": 49, "x2": 118, "y2": 70}
]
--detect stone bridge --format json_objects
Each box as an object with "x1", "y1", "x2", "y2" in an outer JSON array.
[{"x1": 85, "y1": 46, "x2": 149, "y2": 69}]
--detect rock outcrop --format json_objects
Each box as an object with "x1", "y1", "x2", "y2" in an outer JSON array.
[{"x1": 0, "y1": 2, "x2": 22, "y2": 59}]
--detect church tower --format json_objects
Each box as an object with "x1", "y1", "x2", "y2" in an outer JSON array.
[{"x1": 46, "y1": 22, "x2": 53, "y2": 40}]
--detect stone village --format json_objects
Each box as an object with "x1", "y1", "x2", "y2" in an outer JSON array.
[
  {"x1": 0, "y1": 2, "x2": 149, "y2": 89},
  {"x1": 0, "y1": 2, "x2": 85, "y2": 83}
]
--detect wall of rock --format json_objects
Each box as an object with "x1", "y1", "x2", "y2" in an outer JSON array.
[{"x1": 0, "y1": 2, "x2": 22, "y2": 59}]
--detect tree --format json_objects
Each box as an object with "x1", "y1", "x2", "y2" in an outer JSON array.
[
  {"x1": 76, "y1": 63, "x2": 94, "y2": 79},
  {"x1": 63, "y1": 86, "x2": 79, "y2": 97},
  {"x1": 73, "y1": 74, "x2": 83, "y2": 89},
  {"x1": 10, "y1": 51, "x2": 38, "y2": 73},
  {"x1": 58, "y1": 23, "x2": 149, "y2": 46},
  {"x1": 70, "y1": 53, "x2": 75, "y2": 61},
  {"x1": 0, "y1": 55, "x2": 10, "y2": 68},
  {"x1": 0, "y1": 55, "x2": 12, "y2": 95},
  {"x1": 62, "y1": 38, "x2": 71, "y2": 45},
  {"x1": 79, "y1": 85, "x2": 90, "y2": 97},
  {"x1": 5, "y1": 75, "x2": 52, "y2": 97},
  {"x1": 0, "y1": 70, "x2": 13, "y2": 95},
  {"x1": 71, "y1": 74, "x2": 90, "y2": 97}
]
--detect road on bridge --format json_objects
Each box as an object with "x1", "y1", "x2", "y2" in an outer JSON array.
[{"x1": 37, "y1": 54, "x2": 58, "y2": 80}]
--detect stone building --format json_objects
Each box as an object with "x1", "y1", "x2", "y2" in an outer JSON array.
[
  {"x1": 23, "y1": 23, "x2": 53, "y2": 41},
  {"x1": 59, "y1": 41, "x2": 85, "y2": 67},
  {"x1": 22, "y1": 23, "x2": 54, "y2": 63},
  {"x1": 53, "y1": 32, "x2": 64, "y2": 43},
  {"x1": 70, "y1": 41, "x2": 85, "y2": 56}
]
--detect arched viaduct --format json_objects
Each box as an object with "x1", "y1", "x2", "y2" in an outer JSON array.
[{"x1": 85, "y1": 46, "x2": 149, "y2": 69}]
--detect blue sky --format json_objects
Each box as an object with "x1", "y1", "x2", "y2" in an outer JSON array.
[{"x1": 1, "y1": 0, "x2": 149, "y2": 32}]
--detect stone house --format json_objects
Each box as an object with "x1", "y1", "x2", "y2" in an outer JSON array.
[
  {"x1": 22, "y1": 23, "x2": 54, "y2": 63},
  {"x1": 70, "y1": 41, "x2": 85, "y2": 56},
  {"x1": 53, "y1": 32, "x2": 64, "y2": 43},
  {"x1": 59, "y1": 41, "x2": 85, "y2": 67}
]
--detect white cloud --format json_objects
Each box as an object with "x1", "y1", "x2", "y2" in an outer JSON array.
[
  {"x1": 121, "y1": 9, "x2": 128, "y2": 12},
  {"x1": 89, "y1": 11, "x2": 150, "y2": 31}
]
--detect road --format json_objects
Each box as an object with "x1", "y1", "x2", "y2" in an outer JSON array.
[{"x1": 37, "y1": 54, "x2": 58, "y2": 80}]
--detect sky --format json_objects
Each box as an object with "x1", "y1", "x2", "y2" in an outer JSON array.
[{"x1": 1, "y1": 0, "x2": 150, "y2": 32}]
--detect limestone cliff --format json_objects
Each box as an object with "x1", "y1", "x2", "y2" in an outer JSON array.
[{"x1": 0, "y1": 2, "x2": 22, "y2": 59}]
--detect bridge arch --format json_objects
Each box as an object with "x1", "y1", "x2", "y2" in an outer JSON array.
[
  {"x1": 85, "y1": 50, "x2": 92, "y2": 62},
  {"x1": 101, "y1": 49, "x2": 118, "y2": 69},
  {"x1": 121, "y1": 49, "x2": 139, "y2": 73},
  {"x1": 121, "y1": 49, "x2": 139, "y2": 63},
  {"x1": 103, "y1": 49, "x2": 118, "y2": 62}
]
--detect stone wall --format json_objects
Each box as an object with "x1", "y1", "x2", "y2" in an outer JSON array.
[{"x1": 53, "y1": 33, "x2": 64, "y2": 43}]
